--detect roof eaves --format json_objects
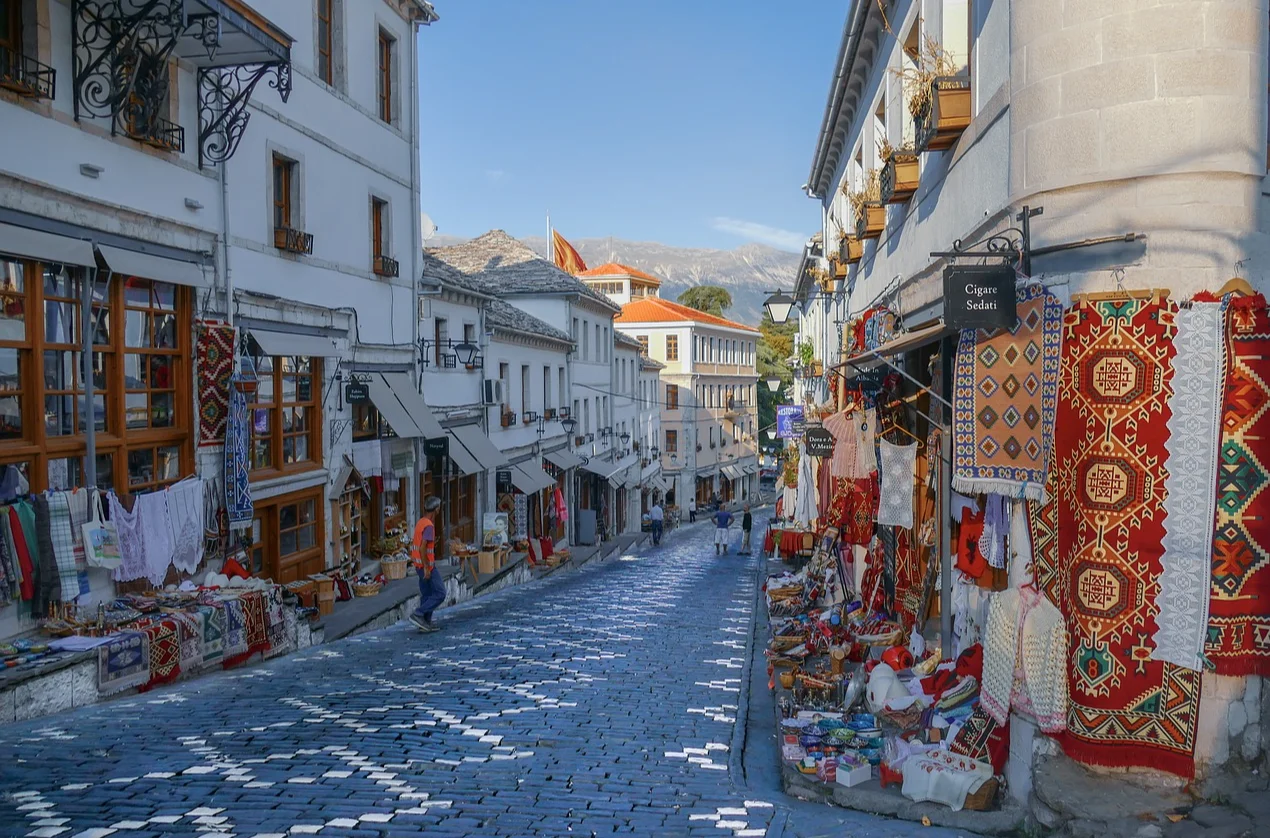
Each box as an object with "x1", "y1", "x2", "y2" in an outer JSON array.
[{"x1": 808, "y1": 0, "x2": 875, "y2": 199}]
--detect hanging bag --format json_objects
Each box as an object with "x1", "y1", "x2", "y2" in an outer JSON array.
[{"x1": 82, "y1": 489, "x2": 122, "y2": 570}]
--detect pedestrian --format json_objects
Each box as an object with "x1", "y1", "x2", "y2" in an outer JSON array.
[
  {"x1": 688, "y1": 497, "x2": 697, "y2": 523},
  {"x1": 408, "y1": 496, "x2": 446, "y2": 632},
  {"x1": 711, "y1": 504, "x2": 734, "y2": 555},
  {"x1": 649, "y1": 500, "x2": 664, "y2": 546},
  {"x1": 739, "y1": 503, "x2": 753, "y2": 555}
]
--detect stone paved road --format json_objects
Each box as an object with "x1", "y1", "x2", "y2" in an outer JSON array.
[{"x1": 0, "y1": 518, "x2": 964, "y2": 838}]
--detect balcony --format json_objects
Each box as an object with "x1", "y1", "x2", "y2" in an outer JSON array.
[
  {"x1": 274, "y1": 226, "x2": 314, "y2": 255},
  {"x1": 126, "y1": 115, "x2": 185, "y2": 153},
  {"x1": 0, "y1": 46, "x2": 55, "y2": 99},
  {"x1": 373, "y1": 254, "x2": 400, "y2": 278}
]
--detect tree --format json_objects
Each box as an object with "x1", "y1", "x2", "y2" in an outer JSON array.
[
  {"x1": 756, "y1": 310, "x2": 798, "y2": 442},
  {"x1": 677, "y1": 285, "x2": 733, "y2": 317}
]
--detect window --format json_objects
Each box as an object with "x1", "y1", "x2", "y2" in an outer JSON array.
[
  {"x1": 0, "y1": 0, "x2": 21, "y2": 57},
  {"x1": 666, "y1": 334, "x2": 679, "y2": 361},
  {"x1": 371, "y1": 197, "x2": 387, "y2": 258},
  {"x1": 594, "y1": 324, "x2": 601, "y2": 361},
  {"x1": 248, "y1": 488, "x2": 324, "y2": 583},
  {"x1": 520, "y1": 364, "x2": 530, "y2": 415},
  {"x1": 666, "y1": 384, "x2": 678, "y2": 410},
  {"x1": 571, "y1": 317, "x2": 578, "y2": 341},
  {"x1": 543, "y1": 365, "x2": 551, "y2": 411},
  {"x1": 272, "y1": 154, "x2": 295, "y2": 230},
  {"x1": 558, "y1": 367, "x2": 566, "y2": 409},
  {"x1": 582, "y1": 323, "x2": 589, "y2": 360},
  {"x1": 499, "y1": 362, "x2": 509, "y2": 411},
  {"x1": 123, "y1": 279, "x2": 179, "y2": 432},
  {"x1": 583, "y1": 399, "x2": 590, "y2": 434},
  {"x1": 636, "y1": 335, "x2": 649, "y2": 356},
  {"x1": 434, "y1": 318, "x2": 448, "y2": 368},
  {"x1": 376, "y1": 28, "x2": 396, "y2": 123},
  {"x1": 665, "y1": 429, "x2": 677, "y2": 453},
  {"x1": 572, "y1": 398, "x2": 579, "y2": 429},
  {"x1": 352, "y1": 402, "x2": 381, "y2": 441},
  {"x1": 249, "y1": 355, "x2": 320, "y2": 476},
  {"x1": 709, "y1": 337, "x2": 716, "y2": 362},
  {"x1": 316, "y1": 0, "x2": 334, "y2": 84},
  {"x1": 463, "y1": 323, "x2": 476, "y2": 343}
]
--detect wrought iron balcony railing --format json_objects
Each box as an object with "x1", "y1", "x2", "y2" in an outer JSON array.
[
  {"x1": 126, "y1": 115, "x2": 184, "y2": 153},
  {"x1": 0, "y1": 46, "x2": 56, "y2": 100},
  {"x1": 373, "y1": 254, "x2": 399, "y2": 278},
  {"x1": 274, "y1": 226, "x2": 314, "y2": 255}
]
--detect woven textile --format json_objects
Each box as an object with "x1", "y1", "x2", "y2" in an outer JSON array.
[
  {"x1": 138, "y1": 620, "x2": 181, "y2": 691},
  {"x1": 222, "y1": 597, "x2": 248, "y2": 661},
  {"x1": 170, "y1": 610, "x2": 204, "y2": 672},
  {"x1": 1205, "y1": 295, "x2": 1270, "y2": 676},
  {"x1": 826, "y1": 475, "x2": 878, "y2": 545},
  {"x1": 876, "y1": 440, "x2": 916, "y2": 528},
  {"x1": 97, "y1": 631, "x2": 150, "y2": 695},
  {"x1": 200, "y1": 605, "x2": 224, "y2": 665},
  {"x1": 196, "y1": 321, "x2": 235, "y2": 446},
  {"x1": 953, "y1": 285, "x2": 1063, "y2": 502},
  {"x1": 1154, "y1": 302, "x2": 1224, "y2": 671},
  {"x1": 243, "y1": 590, "x2": 271, "y2": 656},
  {"x1": 1056, "y1": 295, "x2": 1200, "y2": 776},
  {"x1": 950, "y1": 706, "x2": 1010, "y2": 774},
  {"x1": 1027, "y1": 470, "x2": 1062, "y2": 609},
  {"x1": 46, "y1": 492, "x2": 81, "y2": 602},
  {"x1": 225, "y1": 387, "x2": 254, "y2": 529},
  {"x1": 165, "y1": 478, "x2": 204, "y2": 574}
]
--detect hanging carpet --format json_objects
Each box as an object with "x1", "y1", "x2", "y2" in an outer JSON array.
[
  {"x1": 225, "y1": 385, "x2": 254, "y2": 530},
  {"x1": 1055, "y1": 294, "x2": 1200, "y2": 777},
  {"x1": 953, "y1": 285, "x2": 1063, "y2": 502},
  {"x1": 1204, "y1": 294, "x2": 1270, "y2": 676},
  {"x1": 196, "y1": 321, "x2": 236, "y2": 446}
]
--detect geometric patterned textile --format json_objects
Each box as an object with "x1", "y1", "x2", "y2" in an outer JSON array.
[
  {"x1": 96, "y1": 631, "x2": 150, "y2": 695},
  {"x1": 949, "y1": 705, "x2": 1010, "y2": 774},
  {"x1": 200, "y1": 604, "x2": 225, "y2": 666},
  {"x1": 826, "y1": 475, "x2": 878, "y2": 545},
  {"x1": 196, "y1": 321, "x2": 235, "y2": 447},
  {"x1": 1026, "y1": 470, "x2": 1062, "y2": 610},
  {"x1": 222, "y1": 597, "x2": 248, "y2": 662},
  {"x1": 1154, "y1": 302, "x2": 1225, "y2": 672},
  {"x1": 1204, "y1": 294, "x2": 1270, "y2": 676},
  {"x1": 1055, "y1": 294, "x2": 1200, "y2": 777},
  {"x1": 953, "y1": 285, "x2": 1063, "y2": 502},
  {"x1": 876, "y1": 440, "x2": 916, "y2": 528},
  {"x1": 138, "y1": 619, "x2": 181, "y2": 692},
  {"x1": 225, "y1": 385, "x2": 254, "y2": 530}
]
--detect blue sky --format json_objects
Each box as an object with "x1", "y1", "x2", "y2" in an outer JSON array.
[{"x1": 418, "y1": 0, "x2": 845, "y2": 252}]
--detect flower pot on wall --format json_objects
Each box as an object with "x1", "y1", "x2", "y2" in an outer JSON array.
[
  {"x1": 915, "y1": 77, "x2": 972, "y2": 152},
  {"x1": 855, "y1": 203, "x2": 886, "y2": 240},
  {"x1": 880, "y1": 154, "x2": 920, "y2": 204},
  {"x1": 841, "y1": 235, "x2": 863, "y2": 265}
]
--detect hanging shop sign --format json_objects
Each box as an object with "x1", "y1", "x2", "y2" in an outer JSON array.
[
  {"x1": 496, "y1": 469, "x2": 513, "y2": 494},
  {"x1": 424, "y1": 437, "x2": 449, "y2": 458},
  {"x1": 944, "y1": 265, "x2": 1017, "y2": 330},
  {"x1": 804, "y1": 427, "x2": 835, "y2": 458},
  {"x1": 776, "y1": 405, "x2": 805, "y2": 439}
]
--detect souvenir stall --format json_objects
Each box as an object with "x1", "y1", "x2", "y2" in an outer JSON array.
[{"x1": 767, "y1": 277, "x2": 1270, "y2": 819}]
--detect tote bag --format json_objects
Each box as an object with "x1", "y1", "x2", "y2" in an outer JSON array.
[{"x1": 82, "y1": 489, "x2": 122, "y2": 570}]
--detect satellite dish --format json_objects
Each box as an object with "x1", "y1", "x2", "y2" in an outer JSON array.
[{"x1": 420, "y1": 213, "x2": 437, "y2": 242}]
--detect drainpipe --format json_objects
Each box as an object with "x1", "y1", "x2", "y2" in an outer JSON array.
[
  {"x1": 220, "y1": 156, "x2": 233, "y2": 326},
  {"x1": 83, "y1": 263, "x2": 105, "y2": 489},
  {"x1": 409, "y1": 16, "x2": 423, "y2": 523}
]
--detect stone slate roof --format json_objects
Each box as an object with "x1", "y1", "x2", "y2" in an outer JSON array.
[
  {"x1": 428, "y1": 230, "x2": 620, "y2": 313},
  {"x1": 614, "y1": 331, "x2": 644, "y2": 350},
  {"x1": 421, "y1": 250, "x2": 489, "y2": 297},
  {"x1": 486, "y1": 298, "x2": 572, "y2": 344}
]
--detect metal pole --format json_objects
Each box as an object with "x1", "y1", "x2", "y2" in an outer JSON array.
[
  {"x1": 83, "y1": 267, "x2": 106, "y2": 488},
  {"x1": 937, "y1": 336, "x2": 954, "y2": 659}
]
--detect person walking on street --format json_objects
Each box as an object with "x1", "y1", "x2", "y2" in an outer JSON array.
[
  {"x1": 712, "y1": 504, "x2": 734, "y2": 555},
  {"x1": 740, "y1": 504, "x2": 753, "y2": 555},
  {"x1": 409, "y1": 496, "x2": 446, "y2": 632},
  {"x1": 688, "y1": 498, "x2": 697, "y2": 523},
  {"x1": 649, "y1": 501, "x2": 664, "y2": 546}
]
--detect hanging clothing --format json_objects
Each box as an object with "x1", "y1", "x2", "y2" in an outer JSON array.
[
  {"x1": 981, "y1": 585, "x2": 1068, "y2": 733},
  {"x1": 978, "y1": 494, "x2": 1009, "y2": 570},
  {"x1": 109, "y1": 492, "x2": 150, "y2": 584},
  {"x1": 6, "y1": 507, "x2": 33, "y2": 603},
  {"x1": 876, "y1": 440, "x2": 916, "y2": 528},
  {"x1": 793, "y1": 443, "x2": 819, "y2": 527},
  {"x1": 31, "y1": 496, "x2": 60, "y2": 615},
  {"x1": 137, "y1": 491, "x2": 175, "y2": 585},
  {"x1": 823, "y1": 408, "x2": 863, "y2": 478},
  {"x1": 1008, "y1": 498, "x2": 1033, "y2": 590},
  {"x1": 0, "y1": 464, "x2": 28, "y2": 502},
  {"x1": 166, "y1": 478, "x2": 205, "y2": 575},
  {"x1": 46, "y1": 492, "x2": 82, "y2": 602},
  {"x1": 66, "y1": 489, "x2": 90, "y2": 582}
]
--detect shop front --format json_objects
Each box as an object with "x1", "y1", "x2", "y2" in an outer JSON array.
[{"x1": 542, "y1": 447, "x2": 582, "y2": 543}]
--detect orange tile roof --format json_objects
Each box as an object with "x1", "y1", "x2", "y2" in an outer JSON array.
[
  {"x1": 616, "y1": 297, "x2": 759, "y2": 333},
  {"x1": 579, "y1": 262, "x2": 663, "y2": 284}
]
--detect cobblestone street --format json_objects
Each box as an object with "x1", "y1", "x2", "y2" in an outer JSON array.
[{"x1": 0, "y1": 520, "x2": 959, "y2": 838}]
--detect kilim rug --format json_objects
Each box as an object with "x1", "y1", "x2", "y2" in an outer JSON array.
[
  {"x1": 953, "y1": 284, "x2": 1063, "y2": 502},
  {"x1": 97, "y1": 631, "x2": 150, "y2": 695},
  {"x1": 138, "y1": 619, "x2": 181, "y2": 692},
  {"x1": 170, "y1": 610, "x2": 204, "y2": 673},
  {"x1": 1204, "y1": 294, "x2": 1270, "y2": 676},
  {"x1": 196, "y1": 321, "x2": 236, "y2": 447},
  {"x1": 222, "y1": 597, "x2": 248, "y2": 663},
  {"x1": 200, "y1": 605, "x2": 225, "y2": 666},
  {"x1": 1154, "y1": 302, "x2": 1224, "y2": 672},
  {"x1": 225, "y1": 384, "x2": 254, "y2": 529},
  {"x1": 243, "y1": 590, "x2": 272, "y2": 657},
  {"x1": 1026, "y1": 469, "x2": 1062, "y2": 610},
  {"x1": 1056, "y1": 294, "x2": 1200, "y2": 777},
  {"x1": 949, "y1": 705, "x2": 1010, "y2": 774},
  {"x1": 827, "y1": 475, "x2": 878, "y2": 545}
]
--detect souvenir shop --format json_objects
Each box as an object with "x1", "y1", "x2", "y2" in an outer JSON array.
[{"x1": 764, "y1": 271, "x2": 1268, "y2": 819}]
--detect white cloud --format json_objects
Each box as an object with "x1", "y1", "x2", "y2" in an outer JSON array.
[
  {"x1": 709, "y1": 217, "x2": 807, "y2": 252},
  {"x1": 485, "y1": 169, "x2": 505, "y2": 183}
]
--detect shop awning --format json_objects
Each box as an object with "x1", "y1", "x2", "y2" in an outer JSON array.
[
  {"x1": 837, "y1": 322, "x2": 951, "y2": 373},
  {"x1": 443, "y1": 436, "x2": 482, "y2": 475},
  {"x1": 364, "y1": 373, "x2": 446, "y2": 440},
  {"x1": 97, "y1": 243, "x2": 211, "y2": 288},
  {"x1": 544, "y1": 448, "x2": 583, "y2": 471},
  {"x1": 510, "y1": 462, "x2": 555, "y2": 494},
  {"x1": 724, "y1": 465, "x2": 745, "y2": 480},
  {"x1": 447, "y1": 423, "x2": 507, "y2": 471},
  {"x1": 250, "y1": 328, "x2": 342, "y2": 358},
  {"x1": 0, "y1": 222, "x2": 97, "y2": 267},
  {"x1": 744, "y1": 463, "x2": 758, "y2": 475},
  {"x1": 581, "y1": 459, "x2": 624, "y2": 480}
]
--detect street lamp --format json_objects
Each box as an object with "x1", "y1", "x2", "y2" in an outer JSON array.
[
  {"x1": 561, "y1": 416, "x2": 577, "y2": 435},
  {"x1": 763, "y1": 290, "x2": 796, "y2": 325},
  {"x1": 453, "y1": 341, "x2": 479, "y2": 366},
  {"x1": 651, "y1": 445, "x2": 659, "y2": 458},
  {"x1": 619, "y1": 431, "x2": 631, "y2": 445},
  {"x1": 765, "y1": 377, "x2": 782, "y2": 391}
]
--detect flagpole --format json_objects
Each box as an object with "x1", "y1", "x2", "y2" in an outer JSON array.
[{"x1": 547, "y1": 210, "x2": 552, "y2": 262}]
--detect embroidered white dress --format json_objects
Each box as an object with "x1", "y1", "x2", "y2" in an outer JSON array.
[{"x1": 981, "y1": 586, "x2": 1068, "y2": 733}]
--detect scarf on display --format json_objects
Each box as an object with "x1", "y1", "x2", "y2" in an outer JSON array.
[
  {"x1": 225, "y1": 384, "x2": 254, "y2": 530},
  {"x1": 1056, "y1": 294, "x2": 1199, "y2": 776},
  {"x1": 7, "y1": 505, "x2": 35, "y2": 607},
  {"x1": 196, "y1": 320, "x2": 236, "y2": 446},
  {"x1": 977, "y1": 494, "x2": 1009, "y2": 571},
  {"x1": 97, "y1": 631, "x2": 150, "y2": 695},
  {"x1": 1204, "y1": 293, "x2": 1270, "y2": 676},
  {"x1": 952, "y1": 284, "x2": 1063, "y2": 502},
  {"x1": 1153, "y1": 301, "x2": 1224, "y2": 672},
  {"x1": 46, "y1": 491, "x2": 87, "y2": 601},
  {"x1": 31, "y1": 496, "x2": 61, "y2": 615},
  {"x1": 876, "y1": 440, "x2": 917, "y2": 528}
]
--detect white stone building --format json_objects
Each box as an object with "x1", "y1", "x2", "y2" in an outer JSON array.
[
  {"x1": 611, "y1": 331, "x2": 643, "y2": 534},
  {"x1": 636, "y1": 352, "x2": 667, "y2": 514},
  {"x1": 578, "y1": 262, "x2": 662, "y2": 306}
]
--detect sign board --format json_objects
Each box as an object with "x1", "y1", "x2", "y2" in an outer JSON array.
[
  {"x1": 424, "y1": 436, "x2": 449, "y2": 458},
  {"x1": 804, "y1": 427, "x2": 835, "y2": 458},
  {"x1": 496, "y1": 469, "x2": 513, "y2": 494},
  {"x1": 944, "y1": 265, "x2": 1017, "y2": 330},
  {"x1": 776, "y1": 405, "x2": 805, "y2": 440},
  {"x1": 344, "y1": 382, "x2": 370, "y2": 403}
]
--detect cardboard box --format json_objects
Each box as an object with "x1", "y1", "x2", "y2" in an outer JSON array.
[
  {"x1": 478, "y1": 550, "x2": 499, "y2": 575},
  {"x1": 834, "y1": 755, "x2": 872, "y2": 788}
]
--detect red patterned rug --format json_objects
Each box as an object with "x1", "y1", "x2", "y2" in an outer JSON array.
[
  {"x1": 197, "y1": 321, "x2": 236, "y2": 447},
  {"x1": 138, "y1": 619, "x2": 181, "y2": 692},
  {"x1": 1205, "y1": 294, "x2": 1270, "y2": 676},
  {"x1": 1027, "y1": 469, "x2": 1063, "y2": 611},
  {"x1": 827, "y1": 475, "x2": 878, "y2": 545},
  {"x1": 1055, "y1": 294, "x2": 1200, "y2": 777}
]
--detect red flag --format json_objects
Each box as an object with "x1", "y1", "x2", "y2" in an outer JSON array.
[{"x1": 551, "y1": 230, "x2": 587, "y2": 275}]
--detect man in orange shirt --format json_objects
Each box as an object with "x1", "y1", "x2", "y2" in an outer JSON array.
[{"x1": 409, "y1": 496, "x2": 446, "y2": 632}]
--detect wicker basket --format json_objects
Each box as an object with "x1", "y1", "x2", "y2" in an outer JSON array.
[
  {"x1": 963, "y1": 777, "x2": 999, "y2": 811},
  {"x1": 352, "y1": 580, "x2": 381, "y2": 598},
  {"x1": 779, "y1": 670, "x2": 796, "y2": 689},
  {"x1": 380, "y1": 558, "x2": 409, "y2": 581}
]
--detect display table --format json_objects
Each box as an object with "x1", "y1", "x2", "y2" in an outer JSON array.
[{"x1": 765, "y1": 526, "x2": 811, "y2": 559}]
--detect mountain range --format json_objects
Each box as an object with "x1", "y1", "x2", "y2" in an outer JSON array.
[{"x1": 428, "y1": 234, "x2": 802, "y2": 326}]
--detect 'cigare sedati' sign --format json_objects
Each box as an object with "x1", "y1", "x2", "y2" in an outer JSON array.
[{"x1": 944, "y1": 265, "x2": 1017, "y2": 330}]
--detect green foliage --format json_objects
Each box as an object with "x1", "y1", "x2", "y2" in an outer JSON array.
[
  {"x1": 676, "y1": 285, "x2": 733, "y2": 317},
  {"x1": 757, "y1": 311, "x2": 796, "y2": 438}
]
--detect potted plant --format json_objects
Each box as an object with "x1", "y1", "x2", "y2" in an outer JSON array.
[
  {"x1": 847, "y1": 169, "x2": 885, "y2": 240},
  {"x1": 895, "y1": 36, "x2": 970, "y2": 152},
  {"x1": 878, "y1": 138, "x2": 920, "y2": 204}
]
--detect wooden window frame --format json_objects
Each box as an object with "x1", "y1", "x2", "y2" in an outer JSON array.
[
  {"x1": 248, "y1": 355, "x2": 323, "y2": 480},
  {"x1": 272, "y1": 154, "x2": 294, "y2": 230},
  {"x1": 316, "y1": 0, "x2": 334, "y2": 85},
  {"x1": 665, "y1": 383, "x2": 677, "y2": 410},
  {"x1": 248, "y1": 486, "x2": 325, "y2": 583},
  {"x1": 377, "y1": 28, "x2": 395, "y2": 123},
  {"x1": 371, "y1": 197, "x2": 387, "y2": 259},
  {"x1": 665, "y1": 428, "x2": 677, "y2": 454},
  {"x1": 666, "y1": 334, "x2": 679, "y2": 361},
  {"x1": 0, "y1": 0, "x2": 22, "y2": 55}
]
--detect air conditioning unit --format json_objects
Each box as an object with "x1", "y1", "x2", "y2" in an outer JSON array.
[{"x1": 482, "y1": 379, "x2": 503, "y2": 405}]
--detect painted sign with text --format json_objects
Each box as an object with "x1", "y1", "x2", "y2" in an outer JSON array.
[
  {"x1": 944, "y1": 265, "x2": 1017, "y2": 330},
  {"x1": 776, "y1": 405, "x2": 805, "y2": 440}
]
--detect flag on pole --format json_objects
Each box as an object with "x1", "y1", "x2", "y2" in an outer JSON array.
[{"x1": 551, "y1": 230, "x2": 587, "y2": 275}]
